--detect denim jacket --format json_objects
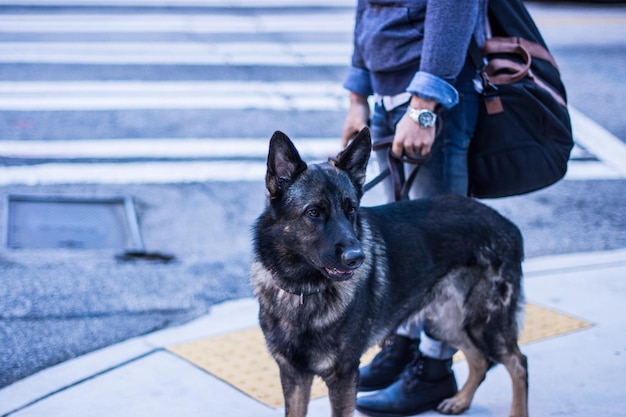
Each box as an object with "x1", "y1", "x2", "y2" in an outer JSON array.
[{"x1": 343, "y1": 0, "x2": 487, "y2": 109}]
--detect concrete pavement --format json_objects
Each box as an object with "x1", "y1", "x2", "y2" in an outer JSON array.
[{"x1": 1, "y1": 248, "x2": 625, "y2": 417}]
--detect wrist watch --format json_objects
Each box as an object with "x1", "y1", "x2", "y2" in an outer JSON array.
[{"x1": 407, "y1": 107, "x2": 437, "y2": 128}]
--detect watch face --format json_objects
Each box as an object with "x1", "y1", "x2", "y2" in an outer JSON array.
[
  {"x1": 418, "y1": 111, "x2": 435, "y2": 127},
  {"x1": 419, "y1": 111, "x2": 435, "y2": 127},
  {"x1": 408, "y1": 108, "x2": 436, "y2": 128}
]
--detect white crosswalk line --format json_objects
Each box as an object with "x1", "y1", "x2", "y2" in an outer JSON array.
[
  {"x1": 0, "y1": 138, "x2": 342, "y2": 160},
  {"x1": 0, "y1": 42, "x2": 351, "y2": 65},
  {"x1": 565, "y1": 162, "x2": 624, "y2": 181},
  {"x1": 0, "y1": 0, "x2": 357, "y2": 7},
  {"x1": 0, "y1": 138, "x2": 343, "y2": 186},
  {"x1": 0, "y1": 156, "x2": 621, "y2": 186},
  {"x1": 0, "y1": 81, "x2": 347, "y2": 111},
  {"x1": 0, "y1": 13, "x2": 354, "y2": 33},
  {"x1": 0, "y1": 161, "x2": 268, "y2": 186},
  {"x1": 570, "y1": 107, "x2": 626, "y2": 178},
  {"x1": 0, "y1": 135, "x2": 624, "y2": 185}
]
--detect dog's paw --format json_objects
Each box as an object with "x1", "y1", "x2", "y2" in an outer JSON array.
[{"x1": 437, "y1": 395, "x2": 470, "y2": 415}]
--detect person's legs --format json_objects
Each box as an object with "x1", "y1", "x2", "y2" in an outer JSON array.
[
  {"x1": 357, "y1": 102, "x2": 420, "y2": 391},
  {"x1": 439, "y1": 82, "x2": 480, "y2": 196},
  {"x1": 357, "y1": 85, "x2": 480, "y2": 414}
]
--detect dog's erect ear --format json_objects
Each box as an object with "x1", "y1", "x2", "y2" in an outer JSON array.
[
  {"x1": 266, "y1": 131, "x2": 307, "y2": 198},
  {"x1": 333, "y1": 127, "x2": 371, "y2": 189}
]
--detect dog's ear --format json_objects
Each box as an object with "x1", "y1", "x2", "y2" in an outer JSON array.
[
  {"x1": 266, "y1": 131, "x2": 307, "y2": 198},
  {"x1": 333, "y1": 127, "x2": 371, "y2": 189}
]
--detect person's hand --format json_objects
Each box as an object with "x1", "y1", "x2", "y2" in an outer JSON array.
[
  {"x1": 393, "y1": 95, "x2": 437, "y2": 158},
  {"x1": 393, "y1": 114, "x2": 435, "y2": 158},
  {"x1": 342, "y1": 92, "x2": 370, "y2": 148}
]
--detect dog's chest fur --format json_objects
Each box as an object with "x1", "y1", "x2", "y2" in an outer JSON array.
[{"x1": 251, "y1": 260, "x2": 374, "y2": 368}]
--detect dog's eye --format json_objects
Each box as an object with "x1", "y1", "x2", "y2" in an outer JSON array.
[
  {"x1": 307, "y1": 208, "x2": 320, "y2": 218},
  {"x1": 347, "y1": 206, "x2": 357, "y2": 215}
]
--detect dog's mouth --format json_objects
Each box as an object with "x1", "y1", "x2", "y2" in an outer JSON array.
[{"x1": 324, "y1": 267, "x2": 354, "y2": 281}]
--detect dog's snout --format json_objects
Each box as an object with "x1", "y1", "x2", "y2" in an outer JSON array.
[{"x1": 342, "y1": 247, "x2": 365, "y2": 269}]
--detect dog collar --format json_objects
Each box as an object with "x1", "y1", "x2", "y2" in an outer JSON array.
[{"x1": 278, "y1": 286, "x2": 324, "y2": 305}]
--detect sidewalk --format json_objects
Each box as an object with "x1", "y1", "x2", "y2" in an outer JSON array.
[{"x1": 1, "y1": 249, "x2": 625, "y2": 417}]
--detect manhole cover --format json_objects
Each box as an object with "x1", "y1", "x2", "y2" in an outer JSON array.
[{"x1": 5, "y1": 195, "x2": 144, "y2": 250}]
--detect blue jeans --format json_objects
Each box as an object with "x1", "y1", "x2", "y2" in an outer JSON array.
[
  {"x1": 370, "y1": 82, "x2": 480, "y2": 199},
  {"x1": 370, "y1": 82, "x2": 480, "y2": 358}
]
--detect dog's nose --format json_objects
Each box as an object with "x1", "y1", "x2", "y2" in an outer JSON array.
[{"x1": 342, "y1": 247, "x2": 365, "y2": 269}]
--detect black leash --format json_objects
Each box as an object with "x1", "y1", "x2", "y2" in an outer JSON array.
[{"x1": 363, "y1": 136, "x2": 430, "y2": 201}]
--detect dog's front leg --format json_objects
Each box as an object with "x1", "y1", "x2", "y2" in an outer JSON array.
[
  {"x1": 279, "y1": 362, "x2": 314, "y2": 417},
  {"x1": 325, "y1": 366, "x2": 359, "y2": 417}
]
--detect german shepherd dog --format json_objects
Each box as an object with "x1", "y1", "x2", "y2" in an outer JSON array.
[{"x1": 251, "y1": 128, "x2": 528, "y2": 417}]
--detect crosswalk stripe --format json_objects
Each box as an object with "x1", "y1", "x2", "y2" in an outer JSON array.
[
  {"x1": 0, "y1": 0, "x2": 357, "y2": 7},
  {"x1": 570, "y1": 107, "x2": 626, "y2": 178},
  {"x1": 0, "y1": 134, "x2": 624, "y2": 185},
  {"x1": 0, "y1": 138, "x2": 342, "y2": 160},
  {"x1": 0, "y1": 137, "x2": 609, "y2": 166},
  {"x1": 0, "y1": 137, "x2": 342, "y2": 186},
  {"x1": 0, "y1": 13, "x2": 355, "y2": 33},
  {"x1": 0, "y1": 160, "x2": 620, "y2": 186},
  {"x1": 0, "y1": 161, "x2": 267, "y2": 186},
  {"x1": 0, "y1": 81, "x2": 347, "y2": 111},
  {"x1": 565, "y1": 162, "x2": 624, "y2": 181},
  {"x1": 0, "y1": 42, "x2": 351, "y2": 66}
]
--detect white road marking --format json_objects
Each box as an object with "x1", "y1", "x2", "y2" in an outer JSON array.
[
  {"x1": 0, "y1": 138, "x2": 343, "y2": 185},
  {"x1": 0, "y1": 0, "x2": 357, "y2": 7},
  {"x1": 0, "y1": 161, "x2": 267, "y2": 186},
  {"x1": 0, "y1": 13, "x2": 355, "y2": 33},
  {"x1": 569, "y1": 107, "x2": 626, "y2": 178},
  {"x1": 0, "y1": 159, "x2": 619, "y2": 186},
  {"x1": 0, "y1": 81, "x2": 347, "y2": 111},
  {"x1": 565, "y1": 161, "x2": 623, "y2": 181},
  {"x1": 0, "y1": 138, "x2": 342, "y2": 160},
  {"x1": 0, "y1": 42, "x2": 351, "y2": 65},
  {"x1": 0, "y1": 134, "x2": 623, "y2": 185}
]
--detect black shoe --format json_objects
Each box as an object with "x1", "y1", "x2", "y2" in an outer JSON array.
[
  {"x1": 358, "y1": 335, "x2": 418, "y2": 392},
  {"x1": 356, "y1": 354, "x2": 458, "y2": 417}
]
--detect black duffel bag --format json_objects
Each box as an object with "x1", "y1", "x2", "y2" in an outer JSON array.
[{"x1": 467, "y1": 0, "x2": 574, "y2": 198}]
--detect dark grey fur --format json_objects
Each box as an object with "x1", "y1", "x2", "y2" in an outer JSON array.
[{"x1": 251, "y1": 128, "x2": 528, "y2": 417}]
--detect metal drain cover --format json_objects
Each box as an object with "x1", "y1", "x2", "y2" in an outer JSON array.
[{"x1": 5, "y1": 195, "x2": 144, "y2": 250}]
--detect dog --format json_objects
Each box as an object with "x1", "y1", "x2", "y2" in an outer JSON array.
[{"x1": 251, "y1": 128, "x2": 528, "y2": 417}]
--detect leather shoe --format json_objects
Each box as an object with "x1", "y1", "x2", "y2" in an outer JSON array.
[
  {"x1": 356, "y1": 354, "x2": 458, "y2": 417},
  {"x1": 358, "y1": 335, "x2": 418, "y2": 392}
]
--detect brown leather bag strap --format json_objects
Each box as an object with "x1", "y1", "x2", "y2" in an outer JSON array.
[
  {"x1": 485, "y1": 36, "x2": 559, "y2": 69},
  {"x1": 480, "y1": 36, "x2": 567, "y2": 108},
  {"x1": 483, "y1": 54, "x2": 567, "y2": 108},
  {"x1": 486, "y1": 55, "x2": 531, "y2": 84}
]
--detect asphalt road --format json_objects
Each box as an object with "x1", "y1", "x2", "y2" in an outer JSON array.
[{"x1": 0, "y1": 0, "x2": 625, "y2": 389}]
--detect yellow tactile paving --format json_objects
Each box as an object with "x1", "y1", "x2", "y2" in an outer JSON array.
[{"x1": 167, "y1": 302, "x2": 592, "y2": 408}]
